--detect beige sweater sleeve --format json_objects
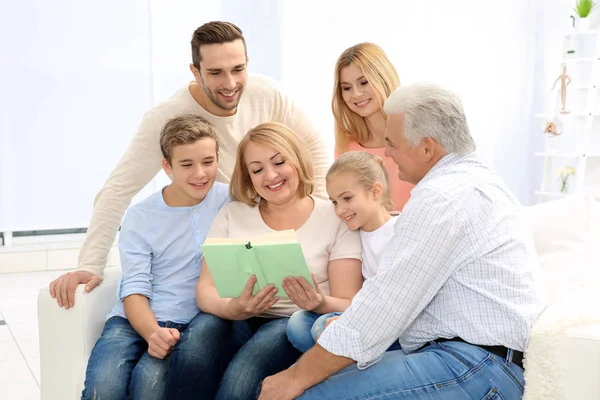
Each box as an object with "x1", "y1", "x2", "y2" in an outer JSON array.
[
  {"x1": 275, "y1": 89, "x2": 331, "y2": 199},
  {"x1": 77, "y1": 112, "x2": 164, "y2": 277}
]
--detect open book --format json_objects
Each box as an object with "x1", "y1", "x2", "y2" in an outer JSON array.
[{"x1": 200, "y1": 230, "x2": 314, "y2": 299}]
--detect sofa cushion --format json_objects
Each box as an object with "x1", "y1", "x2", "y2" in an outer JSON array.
[{"x1": 525, "y1": 195, "x2": 600, "y2": 302}]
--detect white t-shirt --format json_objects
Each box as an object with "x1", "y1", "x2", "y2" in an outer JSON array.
[
  {"x1": 206, "y1": 196, "x2": 362, "y2": 317},
  {"x1": 359, "y1": 216, "x2": 399, "y2": 279}
]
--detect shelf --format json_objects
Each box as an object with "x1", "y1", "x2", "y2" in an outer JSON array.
[
  {"x1": 534, "y1": 152, "x2": 600, "y2": 158},
  {"x1": 565, "y1": 30, "x2": 600, "y2": 37},
  {"x1": 571, "y1": 85, "x2": 598, "y2": 90},
  {"x1": 534, "y1": 111, "x2": 600, "y2": 118},
  {"x1": 561, "y1": 57, "x2": 598, "y2": 63},
  {"x1": 535, "y1": 191, "x2": 569, "y2": 198}
]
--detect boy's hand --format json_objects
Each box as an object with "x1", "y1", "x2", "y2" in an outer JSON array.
[
  {"x1": 227, "y1": 276, "x2": 279, "y2": 320},
  {"x1": 283, "y1": 273, "x2": 324, "y2": 311},
  {"x1": 148, "y1": 327, "x2": 180, "y2": 359}
]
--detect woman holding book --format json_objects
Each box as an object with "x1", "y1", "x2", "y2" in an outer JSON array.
[
  {"x1": 333, "y1": 42, "x2": 414, "y2": 210},
  {"x1": 166, "y1": 122, "x2": 363, "y2": 400}
]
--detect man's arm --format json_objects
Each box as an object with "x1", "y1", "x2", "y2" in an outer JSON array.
[
  {"x1": 50, "y1": 112, "x2": 164, "y2": 308},
  {"x1": 260, "y1": 345, "x2": 353, "y2": 399},
  {"x1": 260, "y1": 191, "x2": 471, "y2": 398},
  {"x1": 317, "y1": 190, "x2": 469, "y2": 365},
  {"x1": 78, "y1": 112, "x2": 164, "y2": 276}
]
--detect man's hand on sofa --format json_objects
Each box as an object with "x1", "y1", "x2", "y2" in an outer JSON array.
[
  {"x1": 148, "y1": 327, "x2": 180, "y2": 359},
  {"x1": 49, "y1": 271, "x2": 102, "y2": 309}
]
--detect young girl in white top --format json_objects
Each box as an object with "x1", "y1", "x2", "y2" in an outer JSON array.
[{"x1": 286, "y1": 151, "x2": 401, "y2": 352}]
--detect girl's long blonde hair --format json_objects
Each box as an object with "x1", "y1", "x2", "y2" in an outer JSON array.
[
  {"x1": 332, "y1": 43, "x2": 400, "y2": 154},
  {"x1": 327, "y1": 151, "x2": 392, "y2": 212}
]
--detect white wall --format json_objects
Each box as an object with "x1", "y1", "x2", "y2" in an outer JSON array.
[
  {"x1": 0, "y1": 0, "x2": 584, "y2": 233},
  {"x1": 0, "y1": 0, "x2": 284, "y2": 232},
  {"x1": 279, "y1": 0, "x2": 556, "y2": 205},
  {"x1": 1, "y1": 0, "x2": 153, "y2": 231}
]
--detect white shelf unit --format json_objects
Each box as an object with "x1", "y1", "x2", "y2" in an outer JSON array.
[{"x1": 535, "y1": 30, "x2": 600, "y2": 203}]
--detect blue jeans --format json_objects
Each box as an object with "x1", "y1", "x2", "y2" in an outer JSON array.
[
  {"x1": 164, "y1": 312, "x2": 245, "y2": 399},
  {"x1": 298, "y1": 340, "x2": 525, "y2": 399},
  {"x1": 82, "y1": 316, "x2": 188, "y2": 400},
  {"x1": 165, "y1": 314, "x2": 300, "y2": 400},
  {"x1": 288, "y1": 311, "x2": 400, "y2": 353},
  {"x1": 219, "y1": 317, "x2": 301, "y2": 400}
]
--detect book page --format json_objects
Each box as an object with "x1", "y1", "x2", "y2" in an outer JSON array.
[{"x1": 204, "y1": 229, "x2": 298, "y2": 246}]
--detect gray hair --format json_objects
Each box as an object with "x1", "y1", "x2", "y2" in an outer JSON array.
[{"x1": 383, "y1": 83, "x2": 476, "y2": 154}]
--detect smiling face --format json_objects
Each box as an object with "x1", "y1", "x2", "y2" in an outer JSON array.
[
  {"x1": 327, "y1": 172, "x2": 381, "y2": 231},
  {"x1": 243, "y1": 141, "x2": 300, "y2": 206},
  {"x1": 190, "y1": 39, "x2": 248, "y2": 117},
  {"x1": 339, "y1": 62, "x2": 383, "y2": 119},
  {"x1": 162, "y1": 138, "x2": 219, "y2": 206},
  {"x1": 384, "y1": 113, "x2": 434, "y2": 185}
]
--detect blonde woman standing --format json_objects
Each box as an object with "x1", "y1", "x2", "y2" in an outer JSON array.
[{"x1": 332, "y1": 42, "x2": 414, "y2": 210}]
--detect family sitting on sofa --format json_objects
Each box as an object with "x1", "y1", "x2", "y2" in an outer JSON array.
[{"x1": 48, "y1": 21, "x2": 547, "y2": 400}]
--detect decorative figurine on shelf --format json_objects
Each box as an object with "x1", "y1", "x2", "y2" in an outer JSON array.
[
  {"x1": 544, "y1": 122, "x2": 559, "y2": 135},
  {"x1": 551, "y1": 64, "x2": 572, "y2": 114},
  {"x1": 543, "y1": 117, "x2": 563, "y2": 136},
  {"x1": 556, "y1": 166, "x2": 576, "y2": 193}
]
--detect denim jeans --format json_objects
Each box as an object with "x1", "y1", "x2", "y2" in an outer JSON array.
[
  {"x1": 218, "y1": 317, "x2": 301, "y2": 400},
  {"x1": 298, "y1": 340, "x2": 525, "y2": 399},
  {"x1": 164, "y1": 312, "x2": 243, "y2": 399},
  {"x1": 288, "y1": 311, "x2": 400, "y2": 353},
  {"x1": 165, "y1": 314, "x2": 300, "y2": 400},
  {"x1": 81, "y1": 316, "x2": 188, "y2": 400}
]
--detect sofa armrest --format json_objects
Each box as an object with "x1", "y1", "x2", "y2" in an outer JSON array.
[
  {"x1": 559, "y1": 325, "x2": 600, "y2": 399},
  {"x1": 38, "y1": 266, "x2": 121, "y2": 400}
]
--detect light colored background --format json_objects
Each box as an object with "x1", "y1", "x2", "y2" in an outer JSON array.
[
  {"x1": 0, "y1": 0, "x2": 596, "y2": 232},
  {"x1": 0, "y1": 1, "x2": 598, "y2": 398}
]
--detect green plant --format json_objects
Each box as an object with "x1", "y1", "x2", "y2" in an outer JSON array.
[{"x1": 573, "y1": 0, "x2": 597, "y2": 18}]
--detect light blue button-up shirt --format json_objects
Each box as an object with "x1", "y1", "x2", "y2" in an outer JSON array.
[{"x1": 106, "y1": 182, "x2": 230, "y2": 324}]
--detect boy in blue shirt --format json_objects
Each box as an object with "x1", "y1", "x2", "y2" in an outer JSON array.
[{"x1": 81, "y1": 114, "x2": 230, "y2": 399}]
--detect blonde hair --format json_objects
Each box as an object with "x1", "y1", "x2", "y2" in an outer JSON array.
[
  {"x1": 160, "y1": 114, "x2": 219, "y2": 163},
  {"x1": 327, "y1": 151, "x2": 393, "y2": 212},
  {"x1": 332, "y1": 43, "x2": 400, "y2": 154},
  {"x1": 230, "y1": 122, "x2": 314, "y2": 206}
]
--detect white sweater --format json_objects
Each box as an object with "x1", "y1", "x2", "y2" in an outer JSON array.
[{"x1": 78, "y1": 74, "x2": 330, "y2": 277}]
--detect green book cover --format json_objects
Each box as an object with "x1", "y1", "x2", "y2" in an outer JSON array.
[{"x1": 200, "y1": 230, "x2": 314, "y2": 298}]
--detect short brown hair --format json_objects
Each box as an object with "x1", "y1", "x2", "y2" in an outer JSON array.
[
  {"x1": 160, "y1": 114, "x2": 219, "y2": 163},
  {"x1": 191, "y1": 21, "x2": 247, "y2": 70},
  {"x1": 230, "y1": 122, "x2": 314, "y2": 207}
]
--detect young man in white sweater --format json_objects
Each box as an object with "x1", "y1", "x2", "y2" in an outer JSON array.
[{"x1": 49, "y1": 21, "x2": 329, "y2": 309}]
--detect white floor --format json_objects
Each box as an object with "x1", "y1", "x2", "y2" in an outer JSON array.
[{"x1": 0, "y1": 270, "x2": 69, "y2": 400}]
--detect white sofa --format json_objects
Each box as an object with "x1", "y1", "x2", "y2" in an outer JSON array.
[{"x1": 37, "y1": 196, "x2": 600, "y2": 400}]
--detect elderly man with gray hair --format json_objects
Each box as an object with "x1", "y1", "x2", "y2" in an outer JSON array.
[{"x1": 259, "y1": 83, "x2": 548, "y2": 400}]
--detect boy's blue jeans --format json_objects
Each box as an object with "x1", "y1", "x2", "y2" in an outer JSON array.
[
  {"x1": 81, "y1": 316, "x2": 187, "y2": 400},
  {"x1": 287, "y1": 310, "x2": 401, "y2": 353}
]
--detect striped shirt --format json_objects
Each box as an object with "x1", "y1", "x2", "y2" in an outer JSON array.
[{"x1": 318, "y1": 153, "x2": 548, "y2": 367}]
